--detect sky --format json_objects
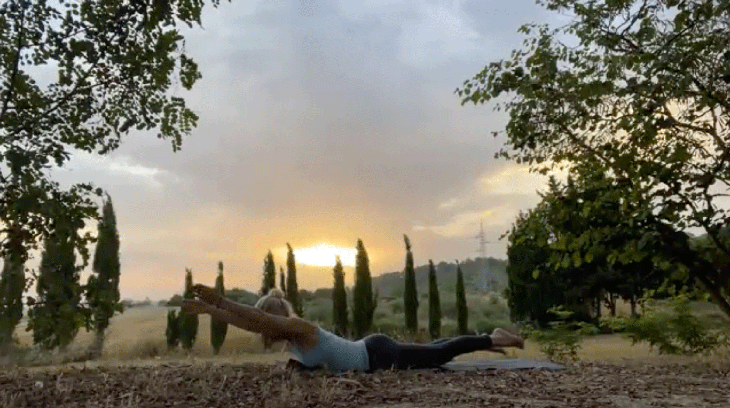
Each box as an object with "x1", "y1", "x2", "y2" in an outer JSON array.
[{"x1": 48, "y1": 0, "x2": 565, "y2": 301}]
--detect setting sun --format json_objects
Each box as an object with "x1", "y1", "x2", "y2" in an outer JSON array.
[{"x1": 294, "y1": 244, "x2": 357, "y2": 267}]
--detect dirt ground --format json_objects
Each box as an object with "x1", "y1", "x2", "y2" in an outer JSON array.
[{"x1": 1, "y1": 360, "x2": 729, "y2": 408}]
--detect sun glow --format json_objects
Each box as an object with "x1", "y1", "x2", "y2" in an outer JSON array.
[{"x1": 294, "y1": 244, "x2": 357, "y2": 267}]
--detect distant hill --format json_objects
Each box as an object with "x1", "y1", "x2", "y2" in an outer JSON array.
[
  {"x1": 372, "y1": 257, "x2": 508, "y2": 298},
  {"x1": 165, "y1": 257, "x2": 508, "y2": 306},
  {"x1": 226, "y1": 288, "x2": 260, "y2": 305}
]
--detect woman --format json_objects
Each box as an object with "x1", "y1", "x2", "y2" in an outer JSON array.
[
  {"x1": 254, "y1": 288, "x2": 293, "y2": 350},
  {"x1": 183, "y1": 284, "x2": 524, "y2": 372}
]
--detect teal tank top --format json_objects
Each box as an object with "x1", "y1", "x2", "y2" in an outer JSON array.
[{"x1": 289, "y1": 327, "x2": 370, "y2": 372}]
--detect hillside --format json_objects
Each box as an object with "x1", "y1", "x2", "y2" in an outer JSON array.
[{"x1": 372, "y1": 257, "x2": 508, "y2": 298}]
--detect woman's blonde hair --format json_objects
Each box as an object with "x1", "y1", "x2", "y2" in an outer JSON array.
[
  {"x1": 255, "y1": 288, "x2": 294, "y2": 317},
  {"x1": 255, "y1": 288, "x2": 296, "y2": 350}
]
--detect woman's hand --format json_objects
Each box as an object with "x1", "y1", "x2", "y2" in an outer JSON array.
[
  {"x1": 192, "y1": 284, "x2": 222, "y2": 306},
  {"x1": 182, "y1": 299, "x2": 211, "y2": 315}
]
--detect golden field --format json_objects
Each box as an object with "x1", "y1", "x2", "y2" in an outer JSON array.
[{"x1": 11, "y1": 304, "x2": 727, "y2": 369}]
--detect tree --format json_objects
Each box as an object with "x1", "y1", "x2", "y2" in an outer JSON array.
[
  {"x1": 458, "y1": 0, "x2": 730, "y2": 317},
  {"x1": 166, "y1": 309, "x2": 180, "y2": 350},
  {"x1": 428, "y1": 260, "x2": 441, "y2": 340},
  {"x1": 261, "y1": 251, "x2": 276, "y2": 296},
  {"x1": 403, "y1": 234, "x2": 419, "y2": 334},
  {"x1": 285, "y1": 244, "x2": 302, "y2": 317},
  {"x1": 27, "y1": 218, "x2": 84, "y2": 350},
  {"x1": 353, "y1": 239, "x2": 377, "y2": 339},
  {"x1": 332, "y1": 256, "x2": 349, "y2": 337},
  {"x1": 0, "y1": 0, "x2": 230, "y2": 341},
  {"x1": 455, "y1": 260, "x2": 468, "y2": 335},
  {"x1": 179, "y1": 268, "x2": 198, "y2": 351},
  {"x1": 210, "y1": 261, "x2": 228, "y2": 355},
  {"x1": 279, "y1": 266, "x2": 286, "y2": 295},
  {"x1": 86, "y1": 196, "x2": 122, "y2": 358},
  {"x1": 0, "y1": 241, "x2": 24, "y2": 353},
  {"x1": 506, "y1": 205, "x2": 568, "y2": 327}
]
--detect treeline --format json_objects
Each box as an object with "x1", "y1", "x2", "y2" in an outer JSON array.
[
  {"x1": 327, "y1": 235, "x2": 473, "y2": 339},
  {"x1": 0, "y1": 196, "x2": 122, "y2": 358},
  {"x1": 505, "y1": 175, "x2": 728, "y2": 328}
]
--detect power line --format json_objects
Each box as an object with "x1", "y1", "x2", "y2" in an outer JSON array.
[
  {"x1": 474, "y1": 220, "x2": 497, "y2": 292},
  {"x1": 474, "y1": 220, "x2": 491, "y2": 259}
]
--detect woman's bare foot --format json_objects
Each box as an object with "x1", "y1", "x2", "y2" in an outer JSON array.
[
  {"x1": 490, "y1": 328, "x2": 525, "y2": 349},
  {"x1": 182, "y1": 299, "x2": 211, "y2": 315}
]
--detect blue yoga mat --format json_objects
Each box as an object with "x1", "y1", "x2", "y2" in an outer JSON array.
[{"x1": 441, "y1": 359, "x2": 566, "y2": 371}]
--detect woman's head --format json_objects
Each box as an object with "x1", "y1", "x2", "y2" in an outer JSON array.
[
  {"x1": 266, "y1": 288, "x2": 285, "y2": 299},
  {"x1": 255, "y1": 288, "x2": 294, "y2": 317}
]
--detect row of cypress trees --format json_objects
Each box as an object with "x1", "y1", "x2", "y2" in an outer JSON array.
[
  {"x1": 427, "y1": 259, "x2": 468, "y2": 339},
  {"x1": 330, "y1": 235, "x2": 469, "y2": 340},
  {"x1": 408, "y1": 237, "x2": 470, "y2": 339},
  {"x1": 167, "y1": 262, "x2": 229, "y2": 354},
  {"x1": 176, "y1": 235, "x2": 470, "y2": 351},
  {"x1": 168, "y1": 242, "x2": 311, "y2": 355},
  {"x1": 330, "y1": 239, "x2": 378, "y2": 338},
  {"x1": 259, "y1": 243, "x2": 303, "y2": 316},
  {"x1": 256, "y1": 239, "x2": 378, "y2": 339}
]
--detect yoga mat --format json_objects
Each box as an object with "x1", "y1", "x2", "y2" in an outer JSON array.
[
  {"x1": 286, "y1": 358, "x2": 566, "y2": 373},
  {"x1": 440, "y1": 359, "x2": 566, "y2": 371}
]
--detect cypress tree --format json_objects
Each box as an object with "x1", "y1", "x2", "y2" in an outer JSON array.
[
  {"x1": 428, "y1": 260, "x2": 441, "y2": 340},
  {"x1": 87, "y1": 196, "x2": 122, "y2": 358},
  {"x1": 179, "y1": 268, "x2": 199, "y2": 351},
  {"x1": 332, "y1": 256, "x2": 349, "y2": 337},
  {"x1": 353, "y1": 239, "x2": 377, "y2": 339},
  {"x1": 0, "y1": 227, "x2": 24, "y2": 353},
  {"x1": 166, "y1": 309, "x2": 180, "y2": 350},
  {"x1": 285, "y1": 244, "x2": 302, "y2": 316},
  {"x1": 261, "y1": 251, "x2": 276, "y2": 296},
  {"x1": 279, "y1": 266, "x2": 286, "y2": 295},
  {"x1": 210, "y1": 261, "x2": 228, "y2": 355},
  {"x1": 403, "y1": 234, "x2": 419, "y2": 334},
  {"x1": 28, "y1": 218, "x2": 83, "y2": 350},
  {"x1": 455, "y1": 260, "x2": 468, "y2": 335}
]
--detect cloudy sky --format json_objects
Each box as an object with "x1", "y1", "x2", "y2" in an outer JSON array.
[{"x1": 51, "y1": 0, "x2": 562, "y2": 301}]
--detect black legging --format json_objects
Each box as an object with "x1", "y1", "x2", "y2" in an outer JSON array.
[{"x1": 362, "y1": 333, "x2": 493, "y2": 371}]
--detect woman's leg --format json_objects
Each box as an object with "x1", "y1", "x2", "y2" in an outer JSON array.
[{"x1": 364, "y1": 329, "x2": 523, "y2": 370}]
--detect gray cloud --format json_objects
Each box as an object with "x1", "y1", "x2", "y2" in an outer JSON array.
[{"x1": 48, "y1": 0, "x2": 557, "y2": 299}]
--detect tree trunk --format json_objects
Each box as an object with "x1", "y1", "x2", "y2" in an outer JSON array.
[
  {"x1": 0, "y1": 227, "x2": 25, "y2": 354},
  {"x1": 605, "y1": 293, "x2": 616, "y2": 317},
  {"x1": 630, "y1": 297, "x2": 637, "y2": 317},
  {"x1": 88, "y1": 331, "x2": 105, "y2": 360}
]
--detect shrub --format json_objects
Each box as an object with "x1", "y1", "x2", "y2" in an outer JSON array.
[
  {"x1": 522, "y1": 306, "x2": 598, "y2": 363},
  {"x1": 166, "y1": 309, "x2": 180, "y2": 350},
  {"x1": 603, "y1": 291, "x2": 727, "y2": 355},
  {"x1": 441, "y1": 320, "x2": 458, "y2": 337},
  {"x1": 179, "y1": 269, "x2": 199, "y2": 351},
  {"x1": 304, "y1": 298, "x2": 331, "y2": 325}
]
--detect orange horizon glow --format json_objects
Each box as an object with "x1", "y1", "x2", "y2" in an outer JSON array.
[{"x1": 293, "y1": 244, "x2": 357, "y2": 267}]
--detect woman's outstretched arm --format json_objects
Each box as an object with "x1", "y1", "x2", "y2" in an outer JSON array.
[
  {"x1": 186, "y1": 286, "x2": 320, "y2": 350},
  {"x1": 182, "y1": 299, "x2": 289, "y2": 338}
]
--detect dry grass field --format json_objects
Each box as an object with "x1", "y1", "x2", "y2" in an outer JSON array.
[
  {"x1": 11, "y1": 303, "x2": 723, "y2": 366},
  {"x1": 4, "y1": 304, "x2": 730, "y2": 407}
]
